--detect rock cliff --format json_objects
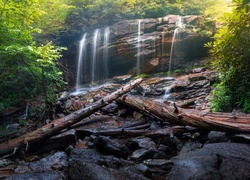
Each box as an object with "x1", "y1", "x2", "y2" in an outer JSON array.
[{"x1": 69, "y1": 15, "x2": 212, "y2": 83}]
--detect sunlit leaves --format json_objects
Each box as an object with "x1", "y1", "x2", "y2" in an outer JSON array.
[
  {"x1": 210, "y1": 0, "x2": 250, "y2": 112},
  {"x1": 36, "y1": 0, "x2": 74, "y2": 37},
  {"x1": 0, "y1": 0, "x2": 67, "y2": 109}
]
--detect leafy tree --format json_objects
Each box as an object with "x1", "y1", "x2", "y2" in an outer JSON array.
[
  {"x1": 35, "y1": 0, "x2": 74, "y2": 41},
  {"x1": 0, "y1": 0, "x2": 67, "y2": 110},
  {"x1": 209, "y1": 0, "x2": 250, "y2": 112}
]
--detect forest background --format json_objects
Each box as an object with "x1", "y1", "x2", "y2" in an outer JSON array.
[{"x1": 0, "y1": 0, "x2": 249, "y2": 113}]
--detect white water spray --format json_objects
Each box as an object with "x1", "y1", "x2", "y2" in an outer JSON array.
[
  {"x1": 76, "y1": 33, "x2": 87, "y2": 90},
  {"x1": 163, "y1": 87, "x2": 171, "y2": 100},
  {"x1": 103, "y1": 27, "x2": 110, "y2": 80},
  {"x1": 168, "y1": 17, "x2": 185, "y2": 76},
  {"x1": 136, "y1": 19, "x2": 142, "y2": 75},
  {"x1": 92, "y1": 29, "x2": 100, "y2": 83}
]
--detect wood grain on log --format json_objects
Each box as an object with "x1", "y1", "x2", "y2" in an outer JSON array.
[
  {"x1": 118, "y1": 95, "x2": 250, "y2": 133},
  {"x1": 0, "y1": 78, "x2": 143, "y2": 156}
]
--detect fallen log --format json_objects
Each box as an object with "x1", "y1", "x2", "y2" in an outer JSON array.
[
  {"x1": 118, "y1": 95, "x2": 250, "y2": 133},
  {"x1": 0, "y1": 78, "x2": 143, "y2": 156},
  {"x1": 77, "y1": 126, "x2": 184, "y2": 137}
]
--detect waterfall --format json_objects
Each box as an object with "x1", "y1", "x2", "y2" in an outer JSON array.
[
  {"x1": 20, "y1": 104, "x2": 29, "y2": 120},
  {"x1": 103, "y1": 27, "x2": 110, "y2": 80},
  {"x1": 136, "y1": 19, "x2": 141, "y2": 75},
  {"x1": 168, "y1": 17, "x2": 185, "y2": 76},
  {"x1": 92, "y1": 29, "x2": 100, "y2": 83},
  {"x1": 163, "y1": 87, "x2": 171, "y2": 100},
  {"x1": 168, "y1": 28, "x2": 179, "y2": 76},
  {"x1": 76, "y1": 33, "x2": 87, "y2": 90}
]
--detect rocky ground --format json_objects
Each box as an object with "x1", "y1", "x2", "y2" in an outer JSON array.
[{"x1": 1, "y1": 67, "x2": 250, "y2": 180}]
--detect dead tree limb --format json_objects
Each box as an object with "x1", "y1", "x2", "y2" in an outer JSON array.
[
  {"x1": 0, "y1": 78, "x2": 143, "y2": 156},
  {"x1": 77, "y1": 126, "x2": 184, "y2": 137},
  {"x1": 118, "y1": 95, "x2": 250, "y2": 133}
]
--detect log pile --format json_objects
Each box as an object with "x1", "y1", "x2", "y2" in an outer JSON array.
[{"x1": 118, "y1": 95, "x2": 250, "y2": 133}]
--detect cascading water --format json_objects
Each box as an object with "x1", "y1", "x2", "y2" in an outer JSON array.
[
  {"x1": 92, "y1": 29, "x2": 100, "y2": 83},
  {"x1": 76, "y1": 33, "x2": 87, "y2": 90},
  {"x1": 103, "y1": 27, "x2": 110, "y2": 80},
  {"x1": 136, "y1": 19, "x2": 141, "y2": 75},
  {"x1": 163, "y1": 87, "x2": 171, "y2": 100},
  {"x1": 168, "y1": 17, "x2": 185, "y2": 76}
]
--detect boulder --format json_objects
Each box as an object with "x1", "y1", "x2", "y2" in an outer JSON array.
[{"x1": 167, "y1": 143, "x2": 250, "y2": 180}]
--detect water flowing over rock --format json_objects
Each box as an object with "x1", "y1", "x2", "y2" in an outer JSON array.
[{"x1": 72, "y1": 15, "x2": 211, "y2": 84}]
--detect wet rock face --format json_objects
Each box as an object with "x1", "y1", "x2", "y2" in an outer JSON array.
[
  {"x1": 70, "y1": 15, "x2": 212, "y2": 82},
  {"x1": 108, "y1": 15, "x2": 210, "y2": 77}
]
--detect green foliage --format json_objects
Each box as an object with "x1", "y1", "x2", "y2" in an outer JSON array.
[
  {"x1": 210, "y1": 83, "x2": 232, "y2": 112},
  {"x1": 35, "y1": 0, "x2": 74, "y2": 39},
  {"x1": 209, "y1": 0, "x2": 250, "y2": 112},
  {"x1": 62, "y1": 0, "x2": 229, "y2": 44},
  {"x1": 134, "y1": 74, "x2": 149, "y2": 79},
  {"x1": 0, "y1": 0, "x2": 67, "y2": 110},
  {"x1": 174, "y1": 69, "x2": 183, "y2": 73}
]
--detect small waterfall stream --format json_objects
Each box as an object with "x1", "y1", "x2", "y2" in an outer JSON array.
[
  {"x1": 76, "y1": 33, "x2": 87, "y2": 90},
  {"x1": 74, "y1": 16, "x2": 190, "y2": 89},
  {"x1": 136, "y1": 19, "x2": 142, "y2": 75},
  {"x1": 92, "y1": 29, "x2": 100, "y2": 83},
  {"x1": 163, "y1": 87, "x2": 171, "y2": 100},
  {"x1": 103, "y1": 27, "x2": 110, "y2": 80},
  {"x1": 168, "y1": 17, "x2": 185, "y2": 76}
]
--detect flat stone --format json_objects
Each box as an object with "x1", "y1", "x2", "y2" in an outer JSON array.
[
  {"x1": 15, "y1": 152, "x2": 68, "y2": 174},
  {"x1": 69, "y1": 148, "x2": 133, "y2": 169},
  {"x1": 6, "y1": 171, "x2": 66, "y2": 180},
  {"x1": 131, "y1": 149, "x2": 153, "y2": 161},
  {"x1": 232, "y1": 134, "x2": 250, "y2": 143},
  {"x1": 208, "y1": 131, "x2": 227, "y2": 143},
  {"x1": 129, "y1": 137, "x2": 157, "y2": 150},
  {"x1": 102, "y1": 102, "x2": 119, "y2": 113},
  {"x1": 94, "y1": 136, "x2": 130, "y2": 157}
]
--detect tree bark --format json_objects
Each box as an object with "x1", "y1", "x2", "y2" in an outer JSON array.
[
  {"x1": 0, "y1": 78, "x2": 143, "y2": 156},
  {"x1": 118, "y1": 95, "x2": 250, "y2": 133}
]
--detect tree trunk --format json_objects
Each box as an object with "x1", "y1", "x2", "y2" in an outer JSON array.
[
  {"x1": 118, "y1": 95, "x2": 250, "y2": 133},
  {"x1": 0, "y1": 78, "x2": 143, "y2": 156}
]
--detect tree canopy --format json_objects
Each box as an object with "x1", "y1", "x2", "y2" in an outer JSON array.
[
  {"x1": 0, "y1": 0, "x2": 244, "y2": 113},
  {"x1": 63, "y1": 0, "x2": 228, "y2": 41},
  {"x1": 0, "y1": 0, "x2": 70, "y2": 109},
  {"x1": 209, "y1": 0, "x2": 250, "y2": 112}
]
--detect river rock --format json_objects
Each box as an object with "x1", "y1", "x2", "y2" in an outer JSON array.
[
  {"x1": 128, "y1": 137, "x2": 157, "y2": 150},
  {"x1": 69, "y1": 148, "x2": 149, "y2": 180},
  {"x1": 94, "y1": 136, "x2": 130, "y2": 157},
  {"x1": 14, "y1": 151, "x2": 68, "y2": 174},
  {"x1": 5, "y1": 171, "x2": 66, "y2": 180},
  {"x1": 208, "y1": 131, "x2": 227, "y2": 143},
  {"x1": 166, "y1": 143, "x2": 250, "y2": 180},
  {"x1": 102, "y1": 102, "x2": 119, "y2": 113},
  {"x1": 131, "y1": 149, "x2": 154, "y2": 161}
]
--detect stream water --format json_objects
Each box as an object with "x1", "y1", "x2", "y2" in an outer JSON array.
[
  {"x1": 136, "y1": 19, "x2": 142, "y2": 75},
  {"x1": 168, "y1": 17, "x2": 185, "y2": 76},
  {"x1": 76, "y1": 33, "x2": 87, "y2": 91},
  {"x1": 103, "y1": 27, "x2": 110, "y2": 80},
  {"x1": 92, "y1": 29, "x2": 100, "y2": 84}
]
